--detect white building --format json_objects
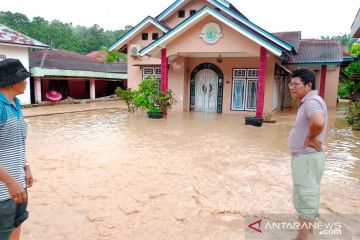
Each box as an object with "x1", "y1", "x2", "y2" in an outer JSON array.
[{"x1": 0, "y1": 24, "x2": 48, "y2": 105}]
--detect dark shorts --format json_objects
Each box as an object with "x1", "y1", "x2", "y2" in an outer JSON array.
[{"x1": 0, "y1": 199, "x2": 28, "y2": 239}]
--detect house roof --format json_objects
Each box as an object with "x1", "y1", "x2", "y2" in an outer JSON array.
[
  {"x1": 108, "y1": 16, "x2": 170, "y2": 51},
  {"x1": 87, "y1": 51, "x2": 108, "y2": 62},
  {"x1": 273, "y1": 31, "x2": 301, "y2": 53},
  {"x1": 351, "y1": 8, "x2": 360, "y2": 38},
  {"x1": 30, "y1": 49, "x2": 127, "y2": 73},
  {"x1": 0, "y1": 24, "x2": 48, "y2": 49},
  {"x1": 286, "y1": 39, "x2": 343, "y2": 65},
  {"x1": 141, "y1": 6, "x2": 290, "y2": 57},
  {"x1": 156, "y1": 0, "x2": 247, "y2": 21}
]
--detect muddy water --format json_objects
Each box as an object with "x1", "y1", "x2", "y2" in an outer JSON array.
[{"x1": 21, "y1": 102, "x2": 360, "y2": 239}]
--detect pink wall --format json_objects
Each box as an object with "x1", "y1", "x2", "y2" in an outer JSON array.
[
  {"x1": 167, "y1": 15, "x2": 261, "y2": 57},
  {"x1": 163, "y1": 0, "x2": 239, "y2": 28},
  {"x1": 127, "y1": 24, "x2": 163, "y2": 89}
]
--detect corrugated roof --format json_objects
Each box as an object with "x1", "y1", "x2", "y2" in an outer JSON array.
[
  {"x1": 0, "y1": 24, "x2": 48, "y2": 48},
  {"x1": 272, "y1": 31, "x2": 301, "y2": 53},
  {"x1": 30, "y1": 49, "x2": 127, "y2": 73},
  {"x1": 287, "y1": 39, "x2": 343, "y2": 64},
  {"x1": 87, "y1": 51, "x2": 108, "y2": 62}
]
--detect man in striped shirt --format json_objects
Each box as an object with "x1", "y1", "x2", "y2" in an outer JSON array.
[{"x1": 0, "y1": 59, "x2": 33, "y2": 240}]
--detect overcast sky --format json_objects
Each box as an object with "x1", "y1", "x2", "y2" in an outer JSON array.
[{"x1": 1, "y1": 0, "x2": 359, "y2": 39}]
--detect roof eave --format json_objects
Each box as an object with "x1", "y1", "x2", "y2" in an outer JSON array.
[{"x1": 141, "y1": 7, "x2": 284, "y2": 58}]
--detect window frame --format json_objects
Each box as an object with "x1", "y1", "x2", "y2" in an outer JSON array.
[
  {"x1": 178, "y1": 10, "x2": 185, "y2": 18},
  {"x1": 142, "y1": 33, "x2": 148, "y2": 40},
  {"x1": 152, "y1": 32, "x2": 159, "y2": 40},
  {"x1": 231, "y1": 68, "x2": 259, "y2": 112}
]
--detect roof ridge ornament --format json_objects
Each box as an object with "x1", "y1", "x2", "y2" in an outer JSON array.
[{"x1": 200, "y1": 22, "x2": 224, "y2": 44}]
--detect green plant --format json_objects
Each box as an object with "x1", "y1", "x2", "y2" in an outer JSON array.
[
  {"x1": 263, "y1": 112, "x2": 272, "y2": 121},
  {"x1": 115, "y1": 87, "x2": 137, "y2": 113},
  {"x1": 346, "y1": 102, "x2": 360, "y2": 130},
  {"x1": 148, "y1": 107, "x2": 163, "y2": 113},
  {"x1": 133, "y1": 75, "x2": 177, "y2": 111}
]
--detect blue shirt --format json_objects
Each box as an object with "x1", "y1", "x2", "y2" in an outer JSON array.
[{"x1": 0, "y1": 92, "x2": 27, "y2": 201}]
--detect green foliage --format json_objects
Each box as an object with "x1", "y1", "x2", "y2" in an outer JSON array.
[
  {"x1": 148, "y1": 107, "x2": 163, "y2": 113},
  {"x1": 115, "y1": 87, "x2": 137, "y2": 113},
  {"x1": 346, "y1": 102, "x2": 360, "y2": 130},
  {"x1": 321, "y1": 33, "x2": 359, "y2": 48},
  {"x1": 0, "y1": 11, "x2": 131, "y2": 55},
  {"x1": 134, "y1": 75, "x2": 161, "y2": 110},
  {"x1": 338, "y1": 61, "x2": 360, "y2": 100},
  {"x1": 106, "y1": 50, "x2": 127, "y2": 62},
  {"x1": 349, "y1": 44, "x2": 360, "y2": 57},
  {"x1": 115, "y1": 75, "x2": 176, "y2": 113}
]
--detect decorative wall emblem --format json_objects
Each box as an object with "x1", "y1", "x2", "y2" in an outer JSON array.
[{"x1": 200, "y1": 22, "x2": 223, "y2": 44}]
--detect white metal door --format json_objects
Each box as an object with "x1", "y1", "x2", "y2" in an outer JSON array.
[
  {"x1": 195, "y1": 69, "x2": 218, "y2": 112},
  {"x1": 272, "y1": 78, "x2": 280, "y2": 110}
]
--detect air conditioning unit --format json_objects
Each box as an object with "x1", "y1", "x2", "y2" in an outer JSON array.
[{"x1": 130, "y1": 44, "x2": 142, "y2": 57}]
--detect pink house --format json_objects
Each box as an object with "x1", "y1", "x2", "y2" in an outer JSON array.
[{"x1": 110, "y1": 0, "x2": 345, "y2": 115}]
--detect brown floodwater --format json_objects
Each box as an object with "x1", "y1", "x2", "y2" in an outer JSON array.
[{"x1": 20, "y1": 102, "x2": 360, "y2": 239}]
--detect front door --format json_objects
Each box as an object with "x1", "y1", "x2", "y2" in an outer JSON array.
[{"x1": 195, "y1": 69, "x2": 218, "y2": 112}]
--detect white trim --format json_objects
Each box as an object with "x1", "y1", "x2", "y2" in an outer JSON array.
[
  {"x1": 141, "y1": 7, "x2": 283, "y2": 57},
  {"x1": 30, "y1": 67, "x2": 127, "y2": 80},
  {"x1": 156, "y1": 0, "x2": 292, "y2": 51},
  {"x1": 245, "y1": 79, "x2": 257, "y2": 111},
  {"x1": 0, "y1": 42, "x2": 48, "y2": 49},
  {"x1": 109, "y1": 17, "x2": 169, "y2": 51},
  {"x1": 231, "y1": 79, "x2": 246, "y2": 110}
]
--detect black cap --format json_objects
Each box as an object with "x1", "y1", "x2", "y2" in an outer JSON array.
[{"x1": 0, "y1": 58, "x2": 31, "y2": 87}]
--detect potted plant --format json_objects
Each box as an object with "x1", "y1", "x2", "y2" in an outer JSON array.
[
  {"x1": 244, "y1": 116, "x2": 263, "y2": 127},
  {"x1": 263, "y1": 112, "x2": 277, "y2": 124},
  {"x1": 116, "y1": 75, "x2": 176, "y2": 118}
]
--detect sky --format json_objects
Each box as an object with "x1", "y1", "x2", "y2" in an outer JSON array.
[{"x1": 1, "y1": 0, "x2": 359, "y2": 39}]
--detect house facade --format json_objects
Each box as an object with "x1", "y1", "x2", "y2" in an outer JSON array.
[
  {"x1": 0, "y1": 24, "x2": 48, "y2": 105},
  {"x1": 110, "y1": 0, "x2": 345, "y2": 115},
  {"x1": 29, "y1": 49, "x2": 127, "y2": 103}
]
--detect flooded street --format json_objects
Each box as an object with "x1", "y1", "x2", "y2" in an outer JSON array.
[{"x1": 21, "y1": 101, "x2": 360, "y2": 239}]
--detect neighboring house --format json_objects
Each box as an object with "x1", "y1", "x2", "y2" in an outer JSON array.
[
  {"x1": 351, "y1": 9, "x2": 360, "y2": 38},
  {"x1": 110, "y1": 0, "x2": 347, "y2": 115},
  {"x1": 350, "y1": 8, "x2": 360, "y2": 81},
  {"x1": 87, "y1": 51, "x2": 108, "y2": 62},
  {"x1": 0, "y1": 23, "x2": 48, "y2": 105},
  {"x1": 29, "y1": 49, "x2": 127, "y2": 103}
]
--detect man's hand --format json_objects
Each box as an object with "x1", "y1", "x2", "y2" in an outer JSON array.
[
  {"x1": 7, "y1": 180, "x2": 27, "y2": 203},
  {"x1": 25, "y1": 165, "x2": 33, "y2": 188},
  {"x1": 304, "y1": 137, "x2": 322, "y2": 151}
]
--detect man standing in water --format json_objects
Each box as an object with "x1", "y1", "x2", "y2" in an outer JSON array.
[
  {"x1": 0, "y1": 59, "x2": 33, "y2": 240},
  {"x1": 288, "y1": 68, "x2": 327, "y2": 240}
]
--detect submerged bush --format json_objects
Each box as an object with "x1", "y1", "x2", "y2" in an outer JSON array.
[{"x1": 346, "y1": 102, "x2": 360, "y2": 130}]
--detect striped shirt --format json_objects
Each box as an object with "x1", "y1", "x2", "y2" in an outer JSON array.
[{"x1": 0, "y1": 92, "x2": 27, "y2": 201}]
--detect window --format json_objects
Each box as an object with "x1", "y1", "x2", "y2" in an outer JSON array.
[
  {"x1": 152, "y1": 33, "x2": 159, "y2": 40},
  {"x1": 178, "y1": 10, "x2": 185, "y2": 18},
  {"x1": 231, "y1": 68, "x2": 258, "y2": 111},
  {"x1": 142, "y1": 67, "x2": 161, "y2": 81},
  {"x1": 190, "y1": 9, "x2": 196, "y2": 16},
  {"x1": 215, "y1": 7, "x2": 221, "y2": 12},
  {"x1": 142, "y1": 33, "x2": 148, "y2": 40}
]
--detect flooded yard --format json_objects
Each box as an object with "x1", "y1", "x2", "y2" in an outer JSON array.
[{"x1": 21, "y1": 102, "x2": 360, "y2": 239}]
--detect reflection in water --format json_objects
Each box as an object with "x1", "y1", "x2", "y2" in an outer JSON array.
[{"x1": 22, "y1": 102, "x2": 360, "y2": 239}]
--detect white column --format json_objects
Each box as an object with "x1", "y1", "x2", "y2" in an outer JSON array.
[
  {"x1": 34, "y1": 77, "x2": 42, "y2": 104},
  {"x1": 90, "y1": 79, "x2": 96, "y2": 100}
]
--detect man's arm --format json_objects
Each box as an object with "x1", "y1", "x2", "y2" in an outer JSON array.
[
  {"x1": 305, "y1": 112, "x2": 325, "y2": 151},
  {"x1": 0, "y1": 166, "x2": 27, "y2": 203}
]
